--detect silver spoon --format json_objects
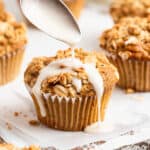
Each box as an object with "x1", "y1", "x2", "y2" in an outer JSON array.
[{"x1": 20, "y1": 0, "x2": 81, "y2": 45}]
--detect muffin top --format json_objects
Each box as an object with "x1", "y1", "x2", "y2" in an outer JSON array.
[
  {"x1": 0, "y1": 144, "x2": 40, "y2": 150},
  {"x1": 100, "y1": 17, "x2": 150, "y2": 60},
  {"x1": 0, "y1": 11, "x2": 16, "y2": 22},
  {"x1": 110, "y1": 0, "x2": 150, "y2": 22},
  {"x1": 0, "y1": 19, "x2": 27, "y2": 56},
  {"x1": 24, "y1": 48, "x2": 118, "y2": 98}
]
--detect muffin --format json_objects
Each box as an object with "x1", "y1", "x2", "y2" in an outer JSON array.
[
  {"x1": 64, "y1": 0, "x2": 84, "y2": 18},
  {"x1": 0, "y1": 144, "x2": 40, "y2": 150},
  {"x1": 0, "y1": 16, "x2": 27, "y2": 85},
  {"x1": 110, "y1": 0, "x2": 150, "y2": 23},
  {"x1": 24, "y1": 48, "x2": 118, "y2": 131},
  {"x1": 100, "y1": 17, "x2": 150, "y2": 92},
  {"x1": 0, "y1": 0, "x2": 4, "y2": 11}
]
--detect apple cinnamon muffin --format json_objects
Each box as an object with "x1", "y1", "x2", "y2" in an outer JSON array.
[
  {"x1": 100, "y1": 17, "x2": 150, "y2": 92},
  {"x1": 110, "y1": 0, "x2": 150, "y2": 23},
  {"x1": 24, "y1": 48, "x2": 118, "y2": 131},
  {"x1": 0, "y1": 16, "x2": 27, "y2": 85},
  {"x1": 64, "y1": 0, "x2": 84, "y2": 18}
]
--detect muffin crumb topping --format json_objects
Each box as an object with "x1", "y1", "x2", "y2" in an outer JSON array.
[
  {"x1": 0, "y1": 3, "x2": 27, "y2": 56},
  {"x1": 110, "y1": 0, "x2": 150, "y2": 22},
  {"x1": 25, "y1": 49, "x2": 118, "y2": 98},
  {"x1": 100, "y1": 17, "x2": 150, "y2": 60}
]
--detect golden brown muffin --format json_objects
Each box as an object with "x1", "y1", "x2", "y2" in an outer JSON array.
[
  {"x1": 24, "y1": 48, "x2": 118, "y2": 131},
  {"x1": 100, "y1": 17, "x2": 150, "y2": 92},
  {"x1": 0, "y1": 144, "x2": 40, "y2": 150},
  {"x1": 64, "y1": 0, "x2": 84, "y2": 18},
  {"x1": 0, "y1": 0, "x2": 4, "y2": 11},
  {"x1": 0, "y1": 14, "x2": 27, "y2": 85},
  {"x1": 110, "y1": 0, "x2": 150, "y2": 23}
]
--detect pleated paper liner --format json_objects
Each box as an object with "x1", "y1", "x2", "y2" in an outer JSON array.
[
  {"x1": 0, "y1": 49, "x2": 25, "y2": 85},
  {"x1": 30, "y1": 88, "x2": 113, "y2": 131},
  {"x1": 64, "y1": 0, "x2": 84, "y2": 19},
  {"x1": 108, "y1": 55, "x2": 150, "y2": 92}
]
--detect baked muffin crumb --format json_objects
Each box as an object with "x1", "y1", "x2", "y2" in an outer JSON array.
[
  {"x1": 100, "y1": 17, "x2": 150, "y2": 60},
  {"x1": 29, "y1": 120, "x2": 40, "y2": 126},
  {"x1": 110, "y1": 0, "x2": 150, "y2": 22}
]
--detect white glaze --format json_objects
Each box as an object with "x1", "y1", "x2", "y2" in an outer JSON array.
[
  {"x1": 125, "y1": 36, "x2": 138, "y2": 45},
  {"x1": 72, "y1": 78, "x2": 82, "y2": 92},
  {"x1": 21, "y1": 0, "x2": 81, "y2": 45},
  {"x1": 32, "y1": 57, "x2": 104, "y2": 118}
]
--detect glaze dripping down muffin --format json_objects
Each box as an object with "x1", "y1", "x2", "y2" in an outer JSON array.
[{"x1": 24, "y1": 48, "x2": 118, "y2": 131}]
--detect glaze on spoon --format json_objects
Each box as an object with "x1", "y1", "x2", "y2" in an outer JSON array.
[{"x1": 20, "y1": 0, "x2": 81, "y2": 45}]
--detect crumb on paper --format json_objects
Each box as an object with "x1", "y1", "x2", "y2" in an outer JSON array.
[
  {"x1": 94, "y1": 140, "x2": 106, "y2": 145},
  {"x1": 29, "y1": 120, "x2": 40, "y2": 126},
  {"x1": 14, "y1": 112, "x2": 19, "y2": 117},
  {"x1": 13, "y1": 111, "x2": 29, "y2": 119},
  {"x1": 23, "y1": 114, "x2": 28, "y2": 118},
  {"x1": 5, "y1": 122, "x2": 12, "y2": 130},
  {"x1": 125, "y1": 88, "x2": 135, "y2": 94}
]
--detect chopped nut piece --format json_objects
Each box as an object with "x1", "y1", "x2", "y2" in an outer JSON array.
[
  {"x1": 29, "y1": 120, "x2": 40, "y2": 126},
  {"x1": 54, "y1": 85, "x2": 68, "y2": 97}
]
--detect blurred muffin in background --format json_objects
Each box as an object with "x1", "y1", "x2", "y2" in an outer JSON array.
[
  {"x1": 0, "y1": 13, "x2": 27, "y2": 85},
  {"x1": 64, "y1": 0, "x2": 84, "y2": 18},
  {"x1": 110, "y1": 0, "x2": 150, "y2": 23},
  {"x1": 100, "y1": 17, "x2": 150, "y2": 92},
  {"x1": 0, "y1": 0, "x2": 15, "y2": 22}
]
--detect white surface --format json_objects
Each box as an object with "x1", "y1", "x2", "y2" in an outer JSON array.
[{"x1": 0, "y1": 0, "x2": 150, "y2": 149}]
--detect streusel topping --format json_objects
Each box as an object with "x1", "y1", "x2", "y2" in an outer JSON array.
[
  {"x1": 24, "y1": 49, "x2": 118, "y2": 97},
  {"x1": 0, "y1": 20, "x2": 27, "y2": 56},
  {"x1": 100, "y1": 17, "x2": 150, "y2": 60},
  {"x1": 110, "y1": 0, "x2": 150, "y2": 22}
]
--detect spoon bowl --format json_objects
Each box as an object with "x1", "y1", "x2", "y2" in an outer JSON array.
[{"x1": 20, "y1": 0, "x2": 81, "y2": 45}]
